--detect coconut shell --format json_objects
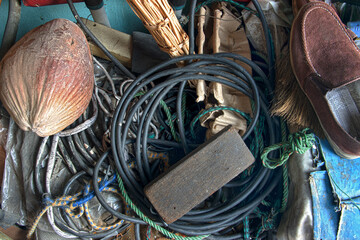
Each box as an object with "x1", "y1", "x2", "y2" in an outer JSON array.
[{"x1": 0, "y1": 19, "x2": 94, "y2": 137}]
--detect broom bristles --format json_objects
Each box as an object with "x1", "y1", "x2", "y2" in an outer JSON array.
[
  {"x1": 271, "y1": 46, "x2": 323, "y2": 137},
  {"x1": 127, "y1": 0, "x2": 189, "y2": 57}
]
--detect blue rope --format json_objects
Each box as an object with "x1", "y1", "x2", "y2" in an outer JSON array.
[
  {"x1": 72, "y1": 175, "x2": 116, "y2": 207},
  {"x1": 43, "y1": 175, "x2": 117, "y2": 208}
]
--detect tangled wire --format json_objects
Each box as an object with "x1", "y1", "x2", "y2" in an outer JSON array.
[{"x1": 28, "y1": 0, "x2": 289, "y2": 239}]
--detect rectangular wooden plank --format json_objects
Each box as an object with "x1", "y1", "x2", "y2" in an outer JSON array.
[
  {"x1": 144, "y1": 126, "x2": 255, "y2": 224},
  {"x1": 80, "y1": 18, "x2": 132, "y2": 68}
]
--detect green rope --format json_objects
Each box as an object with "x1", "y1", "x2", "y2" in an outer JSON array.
[
  {"x1": 243, "y1": 216, "x2": 250, "y2": 240},
  {"x1": 250, "y1": 115, "x2": 264, "y2": 159},
  {"x1": 182, "y1": 93, "x2": 186, "y2": 123},
  {"x1": 194, "y1": 0, "x2": 258, "y2": 15},
  {"x1": 116, "y1": 174, "x2": 209, "y2": 240},
  {"x1": 280, "y1": 163, "x2": 289, "y2": 213},
  {"x1": 255, "y1": 214, "x2": 275, "y2": 240},
  {"x1": 133, "y1": 91, "x2": 145, "y2": 98},
  {"x1": 146, "y1": 225, "x2": 152, "y2": 240},
  {"x1": 190, "y1": 106, "x2": 251, "y2": 139},
  {"x1": 159, "y1": 100, "x2": 179, "y2": 142},
  {"x1": 261, "y1": 128, "x2": 316, "y2": 169},
  {"x1": 135, "y1": 91, "x2": 182, "y2": 142},
  {"x1": 280, "y1": 120, "x2": 289, "y2": 213},
  {"x1": 261, "y1": 200, "x2": 271, "y2": 207}
]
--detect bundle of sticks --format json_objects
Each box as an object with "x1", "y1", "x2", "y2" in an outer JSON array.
[{"x1": 127, "y1": 0, "x2": 189, "y2": 57}]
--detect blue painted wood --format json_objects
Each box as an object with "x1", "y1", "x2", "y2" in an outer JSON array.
[
  {"x1": 321, "y1": 139, "x2": 360, "y2": 201},
  {"x1": 310, "y1": 140, "x2": 360, "y2": 240},
  {"x1": 310, "y1": 170, "x2": 340, "y2": 240},
  {"x1": 337, "y1": 202, "x2": 360, "y2": 239},
  {"x1": 0, "y1": 0, "x2": 146, "y2": 43}
]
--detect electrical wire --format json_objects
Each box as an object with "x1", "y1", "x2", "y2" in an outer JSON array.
[
  {"x1": 44, "y1": 96, "x2": 102, "y2": 238},
  {"x1": 29, "y1": 0, "x2": 284, "y2": 238},
  {"x1": 107, "y1": 0, "x2": 280, "y2": 237},
  {"x1": 135, "y1": 223, "x2": 141, "y2": 240},
  {"x1": 0, "y1": 0, "x2": 21, "y2": 59},
  {"x1": 66, "y1": 0, "x2": 135, "y2": 79},
  {"x1": 107, "y1": 55, "x2": 281, "y2": 238}
]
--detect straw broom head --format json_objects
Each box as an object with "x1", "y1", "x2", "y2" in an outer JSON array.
[{"x1": 127, "y1": 0, "x2": 189, "y2": 57}]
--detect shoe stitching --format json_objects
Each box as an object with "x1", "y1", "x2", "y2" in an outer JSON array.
[
  {"x1": 297, "y1": 4, "x2": 360, "y2": 155},
  {"x1": 302, "y1": 3, "x2": 360, "y2": 81},
  {"x1": 300, "y1": 5, "x2": 318, "y2": 75}
]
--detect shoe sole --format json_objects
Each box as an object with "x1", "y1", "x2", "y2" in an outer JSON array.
[{"x1": 289, "y1": 35, "x2": 359, "y2": 160}]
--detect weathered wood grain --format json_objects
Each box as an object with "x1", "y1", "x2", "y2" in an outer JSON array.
[{"x1": 144, "y1": 126, "x2": 255, "y2": 223}]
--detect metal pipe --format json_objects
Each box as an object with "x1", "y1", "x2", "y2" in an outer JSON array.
[
  {"x1": 85, "y1": 0, "x2": 111, "y2": 27},
  {"x1": 89, "y1": 7, "x2": 111, "y2": 27},
  {"x1": 0, "y1": 0, "x2": 22, "y2": 60}
]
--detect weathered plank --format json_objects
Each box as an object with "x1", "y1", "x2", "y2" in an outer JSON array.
[
  {"x1": 80, "y1": 18, "x2": 132, "y2": 68},
  {"x1": 144, "y1": 126, "x2": 255, "y2": 223}
]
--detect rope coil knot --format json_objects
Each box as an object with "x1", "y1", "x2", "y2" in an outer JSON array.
[
  {"x1": 261, "y1": 128, "x2": 316, "y2": 169},
  {"x1": 42, "y1": 194, "x2": 54, "y2": 206},
  {"x1": 28, "y1": 175, "x2": 124, "y2": 239}
]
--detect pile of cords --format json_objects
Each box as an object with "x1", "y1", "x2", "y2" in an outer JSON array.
[
  {"x1": 109, "y1": 53, "x2": 283, "y2": 239},
  {"x1": 28, "y1": 0, "x2": 286, "y2": 239},
  {"x1": 31, "y1": 58, "x2": 147, "y2": 239},
  {"x1": 107, "y1": 0, "x2": 282, "y2": 238}
]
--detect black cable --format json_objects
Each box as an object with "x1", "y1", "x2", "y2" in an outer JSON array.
[
  {"x1": 56, "y1": 219, "x2": 130, "y2": 238},
  {"x1": 34, "y1": 139, "x2": 47, "y2": 195},
  {"x1": 251, "y1": 0, "x2": 276, "y2": 84},
  {"x1": 83, "y1": 102, "x2": 103, "y2": 149},
  {"x1": 93, "y1": 151, "x2": 146, "y2": 224},
  {"x1": 0, "y1": 0, "x2": 21, "y2": 59},
  {"x1": 66, "y1": 135, "x2": 94, "y2": 175},
  {"x1": 58, "y1": 137, "x2": 79, "y2": 174},
  {"x1": 47, "y1": 169, "x2": 124, "y2": 239},
  {"x1": 59, "y1": 171, "x2": 89, "y2": 239},
  {"x1": 176, "y1": 81, "x2": 189, "y2": 153},
  {"x1": 135, "y1": 223, "x2": 141, "y2": 240},
  {"x1": 109, "y1": 54, "x2": 281, "y2": 237},
  {"x1": 188, "y1": 0, "x2": 197, "y2": 54},
  {"x1": 78, "y1": 115, "x2": 100, "y2": 159},
  {"x1": 66, "y1": 0, "x2": 135, "y2": 79},
  {"x1": 148, "y1": 139, "x2": 199, "y2": 148},
  {"x1": 63, "y1": 171, "x2": 88, "y2": 194},
  {"x1": 72, "y1": 133, "x2": 96, "y2": 165},
  {"x1": 63, "y1": 0, "x2": 283, "y2": 238}
]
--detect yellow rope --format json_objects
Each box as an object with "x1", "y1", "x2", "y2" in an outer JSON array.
[
  {"x1": 27, "y1": 185, "x2": 124, "y2": 239},
  {"x1": 83, "y1": 186, "x2": 124, "y2": 231},
  {"x1": 27, "y1": 198, "x2": 72, "y2": 239}
]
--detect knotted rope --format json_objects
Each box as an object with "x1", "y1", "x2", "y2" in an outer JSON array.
[{"x1": 261, "y1": 128, "x2": 316, "y2": 169}]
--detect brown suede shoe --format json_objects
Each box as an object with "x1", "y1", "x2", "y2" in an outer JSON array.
[
  {"x1": 292, "y1": 0, "x2": 317, "y2": 17},
  {"x1": 290, "y1": 2, "x2": 360, "y2": 159},
  {"x1": 292, "y1": 0, "x2": 358, "y2": 39}
]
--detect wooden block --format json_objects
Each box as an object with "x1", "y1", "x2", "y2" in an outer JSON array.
[
  {"x1": 0, "y1": 225, "x2": 27, "y2": 240},
  {"x1": 144, "y1": 126, "x2": 255, "y2": 224},
  {"x1": 80, "y1": 18, "x2": 132, "y2": 68}
]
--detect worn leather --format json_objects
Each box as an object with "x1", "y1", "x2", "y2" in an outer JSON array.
[
  {"x1": 292, "y1": 0, "x2": 358, "y2": 39},
  {"x1": 292, "y1": 0, "x2": 317, "y2": 16},
  {"x1": 290, "y1": 2, "x2": 360, "y2": 157}
]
